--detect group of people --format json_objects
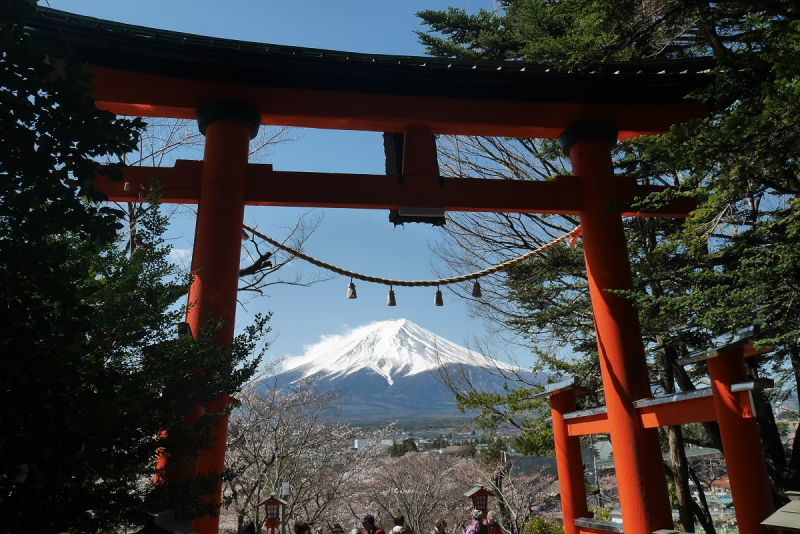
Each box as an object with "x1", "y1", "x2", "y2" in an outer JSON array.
[
  {"x1": 291, "y1": 510, "x2": 502, "y2": 534},
  {"x1": 462, "y1": 510, "x2": 502, "y2": 534}
]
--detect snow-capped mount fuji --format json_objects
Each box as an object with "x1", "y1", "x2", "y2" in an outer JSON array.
[
  {"x1": 275, "y1": 319, "x2": 541, "y2": 423},
  {"x1": 280, "y1": 319, "x2": 518, "y2": 385}
]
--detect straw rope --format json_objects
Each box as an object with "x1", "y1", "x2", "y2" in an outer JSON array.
[{"x1": 244, "y1": 225, "x2": 581, "y2": 288}]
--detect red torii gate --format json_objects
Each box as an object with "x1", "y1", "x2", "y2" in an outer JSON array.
[
  {"x1": 538, "y1": 332, "x2": 775, "y2": 534},
  {"x1": 31, "y1": 8, "x2": 773, "y2": 534}
]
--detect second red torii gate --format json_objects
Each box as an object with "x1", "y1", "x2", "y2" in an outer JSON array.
[
  {"x1": 539, "y1": 332, "x2": 775, "y2": 534},
  {"x1": 29, "y1": 8, "x2": 773, "y2": 534}
]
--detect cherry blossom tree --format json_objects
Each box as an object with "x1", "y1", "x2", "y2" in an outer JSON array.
[{"x1": 222, "y1": 373, "x2": 386, "y2": 534}]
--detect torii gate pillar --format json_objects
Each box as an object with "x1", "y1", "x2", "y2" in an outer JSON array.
[
  {"x1": 550, "y1": 387, "x2": 590, "y2": 534},
  {"x1": 707, "y1": 347, "x2": 773, "y2": 534},
  {"x1": 187, "y1": 100, "x2": 261, "y2": 534},
  {"x1": 561, "y1": 121, "x2": 673, "y2": 534}
]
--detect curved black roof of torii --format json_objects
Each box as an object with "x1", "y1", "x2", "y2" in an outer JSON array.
[{"x1": 30, "y1": 7, "x2": 713, "y2": 106}]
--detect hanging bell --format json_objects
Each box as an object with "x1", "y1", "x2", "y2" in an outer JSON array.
[
  {"x1": 434, "y1": 286, "x2": 444, "y2": 306},
  {"x1": 471, "y1": 280, "x2": 483, "y2": 298},
  {"x1": 347, "y1": 278, "x2": 357, "y2": 299},
  {"x1": 387, "y1": 286, "x2": 397, "y2": 306}
]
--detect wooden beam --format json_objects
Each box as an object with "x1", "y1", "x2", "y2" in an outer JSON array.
[
  {"x1": 90, "y1": 67, "x2": 708, "y2": 139},
  {"x1": 637, "y1": 395, "x2": 718, "y2": 428},
  {"x1": 563, "y1": 407, "x2": 611, "y2": 436},
  {"x1": 99, "y1": 160, "x2": 207, "y2": 204},
  {"x1": 98, "y1": 161, "x2": 694, "y2": 217},
  {"x1": 574, "y1": 518, "x2": 624, "y2": 533},
  {"x1": 634, "y1": 381, "x2": 768, "y2": 428}
]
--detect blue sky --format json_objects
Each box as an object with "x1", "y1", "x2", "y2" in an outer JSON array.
[{"x1": 44, "y1": 0, "x2": 521, "y2": 364}]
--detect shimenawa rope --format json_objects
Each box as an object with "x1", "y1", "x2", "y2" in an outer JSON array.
[{"x1": 244, "y1": 225, "x2": 581, "y2": 288}]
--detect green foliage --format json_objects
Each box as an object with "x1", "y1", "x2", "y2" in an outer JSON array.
[
  {"x1": 418, "y1": 0, "x2": 800, "y2": 502},
  {"x1": 505, "y1": 242, "x2": 599, "y2": 368},
  {"x1": 387, "y1": 438, "x2": 419, "y2": 457},
  {"x1": 479, "y1": 436, "x2": 508, "y2": 465},
  {"x1": 456, "y1": 384, "x2": 558, "y2": 457},
  {"x1": 416, "y1": 0, "x2": 712, "y2": 67},
  {"x1": 425, "y1": 435, "x2": 450, "y2": 450},
  {"x1": 415, "y1": 6, "x2": 525, "y2": 60},
  {"x1": 667, "y1": 477, "x2": 678, "y2": 510},
  {"x1": 0, "y1": 2, "x2": 267, "y2": 531},
  {"x1": 590, "y1": 506, "x2": 613, "y2": 522},
  {"x1": 0, "y1": 187, "x2": 268, "y2": 532},
  {"x1": 0, "y1": 2, "x2": 143, "y2": 248},
  {"x1": 522, "y1": 516, "x2": 563, "y2": 534}
]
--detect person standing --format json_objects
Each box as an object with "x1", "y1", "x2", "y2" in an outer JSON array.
[
  {"x1": 392, "y1": 513, "x2": 416, "y2": 534},
  {"x1": 486, "y1": 512, "x2": 502, "y2": 534},
  {"x1": 362, "y1": 514, "x2": 386, "y2": 534},
  {"x1": 463, "y1": 510, "x2": 484, "y2": 534},
  {"x1": 431, "y1": 518, "x2": 447, "y2": 534},
  {"x1": 295, "y1": 521, "x2": 312, "y2": 534}
]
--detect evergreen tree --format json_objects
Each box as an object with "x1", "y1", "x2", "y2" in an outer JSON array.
[
  {"x1": 0, "y1": 2, "x2": 266, "y2": 531},
  {"x1": 388, "y1": 438, "x2": 419, "y2": 457},
  {"x1": 417, "y1": 0, "x2": 800, "y2": 526}
]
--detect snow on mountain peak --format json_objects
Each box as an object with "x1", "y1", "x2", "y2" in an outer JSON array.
[{"x1": 280, "y1": 319, "x2": 508, "y2": 386}]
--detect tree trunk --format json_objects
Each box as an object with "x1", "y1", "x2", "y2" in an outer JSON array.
[
  {"x1": 496, "y1": 464, "x2": 514, "y2": 534},
  {"x1": 784, "y1": 344, "x2": 800, "y2": 491},
  {"x1": 688, "y1": 466, "x2": 716, "y2": 534},
  {"x1": 669, "y1": 425, "x2": 694, "y2": 532},
  {"x1": 658, "y1": 341, "x2": 694, "y2": 531}
]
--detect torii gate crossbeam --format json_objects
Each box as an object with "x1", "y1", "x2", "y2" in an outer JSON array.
[{"x1": 98, "y1": 162, "x2": 694, "y2": 218}]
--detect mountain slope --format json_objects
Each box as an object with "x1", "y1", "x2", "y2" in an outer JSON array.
[{"x1": 275, "y1": 319, "x2": 541, "y2": 423}]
